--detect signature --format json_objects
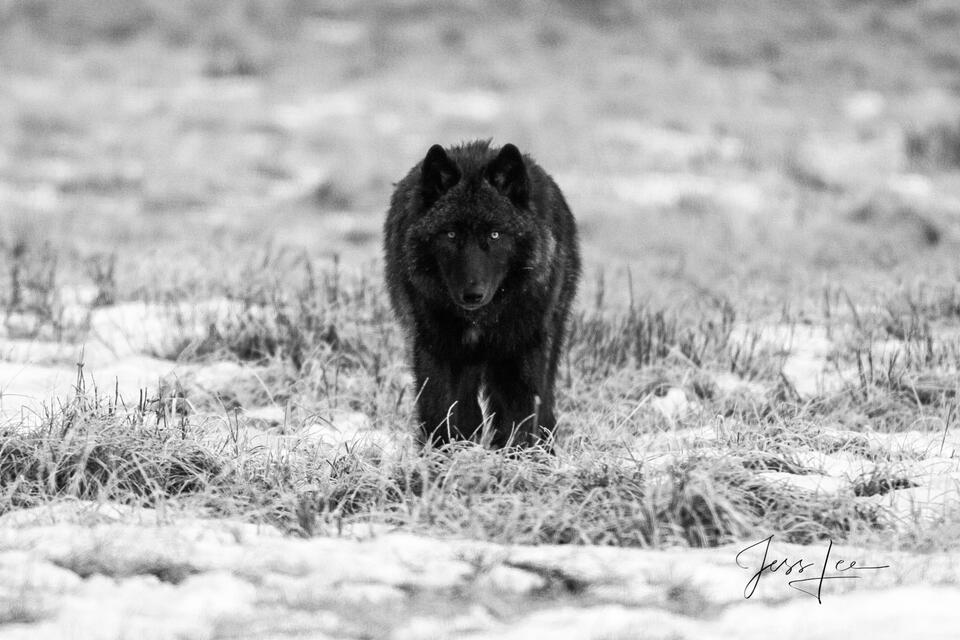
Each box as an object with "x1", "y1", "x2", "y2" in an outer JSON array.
[{"x1": 736, "y1": 535, "x2": 889, "y2": 603}]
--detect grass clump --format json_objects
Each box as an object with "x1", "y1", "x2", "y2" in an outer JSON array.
[
  {"x1": 654, "y1": 452, "x2": 881, "y2": 546},
  {"x1": 0, "y1": 371, "x2": 222, "y2": 512},
  {"x1": 166, "y1": 253, "x2": 396, "y2": 373}
]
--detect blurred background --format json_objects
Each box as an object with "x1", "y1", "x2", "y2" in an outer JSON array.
[{"x1": 1, "y1": 0, "x2": 959, "y2": 310}]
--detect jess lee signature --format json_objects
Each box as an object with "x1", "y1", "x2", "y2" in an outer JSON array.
[{"x1": 736, "y1": 535, "x2": 889, "y2": 603}]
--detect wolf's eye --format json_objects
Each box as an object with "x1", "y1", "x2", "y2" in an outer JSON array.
[
  {"x1": 446, "y1": 231, "x2": 456, "y2": 239},
  {"x1": 490, "y1": 231, "x2": 500, "y2": 240}
]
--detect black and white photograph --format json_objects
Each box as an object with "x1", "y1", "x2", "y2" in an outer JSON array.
[{"x1": 0, "y1": 1, "x2": 958, "y2": 637}]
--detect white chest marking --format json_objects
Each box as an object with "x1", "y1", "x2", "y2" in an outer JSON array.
[{"x1": 464, "y1": 326, "x2": 481, "y2": 346}]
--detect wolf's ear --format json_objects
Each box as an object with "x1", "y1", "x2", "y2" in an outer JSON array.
[
  {"x1": 421, "y1": 144, "x2": 460, "y2": 205},
  {"x1": 485, "y1": 143, "x2": 528, "y2": 206}
]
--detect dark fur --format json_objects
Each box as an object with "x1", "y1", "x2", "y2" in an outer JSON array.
[{"x1": 384, "y1": 140, "x2": 580, "y2": 448}]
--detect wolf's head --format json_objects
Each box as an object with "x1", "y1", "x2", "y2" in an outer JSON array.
[{"x1": 414, "y1": 142, "x2": 531, "y2": 311}]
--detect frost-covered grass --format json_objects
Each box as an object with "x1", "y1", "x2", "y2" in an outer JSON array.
[{"x1": 1, "y1": 254, "x2": 958, "y2": 553}]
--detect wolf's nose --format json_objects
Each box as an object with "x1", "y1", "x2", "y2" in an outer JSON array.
[{"x1": 462, "y1": 289, "x2": 484, "y2": 305}]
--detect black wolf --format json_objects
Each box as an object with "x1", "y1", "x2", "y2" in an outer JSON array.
[{"x1": 384, "y1": 140, "x2": 581, "y2": 448}]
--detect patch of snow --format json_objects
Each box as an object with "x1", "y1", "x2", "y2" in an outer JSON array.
[{"x1": 651, "y1": 387, "x2": 694, "y2": 421}]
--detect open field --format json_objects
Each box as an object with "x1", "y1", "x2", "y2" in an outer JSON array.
[{"x1": 1, "y1": 1, "x2": 960, "y2": 637}]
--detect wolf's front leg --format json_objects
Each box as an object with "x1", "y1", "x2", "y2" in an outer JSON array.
[
  {"x1": 414, "y1": 350, "x2": 486, "y2": 447},
  {"x1": 485, "y1": 352, "x2": 554, "y2": 448},
  {"x1": 412, "y1": 349, "x2": 457, "y2": 447}
]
